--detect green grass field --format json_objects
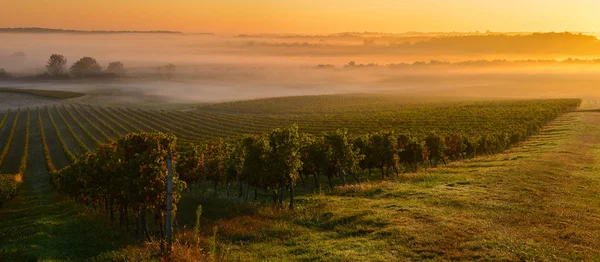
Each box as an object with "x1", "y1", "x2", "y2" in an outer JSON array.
[
  {"x1": 202, "y1": 104, "x2": 600, "y2": 261},
  {"x1": 0, "y1": 93, "x2": 596, "y2": 261}
]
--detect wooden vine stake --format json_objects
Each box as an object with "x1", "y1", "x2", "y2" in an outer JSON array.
[{"x1": 165, "y1": 151, "x2": 174, "y2": 254}]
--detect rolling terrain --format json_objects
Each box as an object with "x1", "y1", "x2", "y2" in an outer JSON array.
[{"x1": 0, "y1": 91, "x2": 592, "y2": 261}]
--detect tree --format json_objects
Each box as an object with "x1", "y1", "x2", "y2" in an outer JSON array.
[
  {"x1": 371, "y1": 131, "x2": 399, "y2": 179},
  {"x1": 425, "y1": 132, "x2": 446, "y2": 166},
  {"x1": 46, "y1": 54, "x2": 68, "y2": 76},
  {"x1": 224, "y1": 141, "x2": 245, "y2": 198},
  {"x1": 324, "y1": 129, "x2": 363, "y2": 186},
  {"x1": 0, "y1": 68, "x2": 11, "y2": 79},
  {"x1": 70, "y1": 57, "x2": 102, "y2": 78},
  {"x1": 106, "y1": 61, "x2": 127, "y2": 77},
  {"x1": 398, "y1": 135, "x2": 428, "y2": 172},
  {"x1": 157, "y1": 63, "x2": 176, "y2": 79},
  {"x1": 300, "y1": 134, "x2": 335, "y2": 190},
  {"x1": 205, "y1": 140, "x2": 226, "y2": 195},
  {"x1": 176, "y1": 145, "x2": 204, "y2": 186},
  {"x1": 354, "y1": 134, "x2": 376, "y2": 179},
  {"x1": 267, "y1": 125, "x2": 303, "y2": 210},
  {"x1": 242, "y1": 135, "x2": 270, "y2": 200},
  {"x1": 116, "y1": 132, "x2": 183, "y2": 242}
]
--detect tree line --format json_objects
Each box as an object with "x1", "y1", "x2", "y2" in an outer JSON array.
[
  {"x1": 0, "y1": 53, "x2": 178, "y2": 80},
  {"x1": 44, "y1": 54, "x2": 126, "y2": 79}
]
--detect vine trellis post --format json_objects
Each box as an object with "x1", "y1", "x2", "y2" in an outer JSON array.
[{"x1": 165, "y1": 152, "x2": 174, "y2": 253}]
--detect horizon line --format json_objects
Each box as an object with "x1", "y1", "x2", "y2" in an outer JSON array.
[{"x1": 1, "y1": 27, "x2": 598, "y2": 36}]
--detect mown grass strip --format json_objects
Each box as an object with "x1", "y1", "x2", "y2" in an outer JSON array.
[
  {"x1": 0, "y1": 110, "x2": 10, "y2": 130},
  {"x1": 0, "y1": 174, "x2": 19, "y2": 208},
  {"x1": 12, "y1": 107, "x2": 31, "y2": 188},
  {"x1": 54, "y1": 105, "x2": 90, "y2": 152},
  {"x1": 17, "y1": 108, "x2": 30, "y2": 174},
  {"x1": 0, "y1": 109, "x2": 24, "y2": 208},
  {"x1": 38, "y1": 107, "x2": 56, "y2": 172},
  {"x1": 62, "y1": 104, "x2": 102, "y2": 147},
  {"x1": 46, "y1": 105, "x2": 77, "y2": 163},
  {"x1": 0, "y1": 109, "x2": 21, "y2": 166}
]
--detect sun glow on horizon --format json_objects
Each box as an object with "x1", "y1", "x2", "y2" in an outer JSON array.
[{"x1": 1, "y1": 0, "x2": 600, "y2": 34}]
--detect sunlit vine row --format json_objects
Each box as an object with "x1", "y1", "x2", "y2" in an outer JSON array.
[
  {"x1": 38, "y1": 107, "x2": 56, "y2": 172},
  {"x1": 69, "y1": 104, "x2": 112, "y2": 142},
  {"x1": 46, "y1": 105, "x2": 77, "y2": 163},
  {"x1": 61, "y1": 105, "x2": 101, "y2": 148}
]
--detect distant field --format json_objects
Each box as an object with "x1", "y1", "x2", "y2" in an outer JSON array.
[
  {"x1": 0, "y1": 93, "x2": 61, "y2": 112},
  {"x1": 0, "y1": 94, "x2": 579, "y2": 173},
  {"x1": 0, "y1": 92, "x2": 585, "y2": 260},
  {"x1": 0, "y1": 88, "x2": 85, "y2": 100},
  {"x1": 195, "y1": 94, "x2": 578, "y2": 140}
]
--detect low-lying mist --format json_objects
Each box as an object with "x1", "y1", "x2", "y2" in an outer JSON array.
[{"x1": 2, "y1": 32, "x2": 600, "y2": 106}]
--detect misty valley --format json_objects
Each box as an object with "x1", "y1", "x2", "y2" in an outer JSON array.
[{"x1": 1, "y1": 29, "x2": 600, "y2": 261}]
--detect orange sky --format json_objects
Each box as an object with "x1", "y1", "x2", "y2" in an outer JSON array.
[{"x1": 1, "y1": 0, "x2": 599, "y2": 34}]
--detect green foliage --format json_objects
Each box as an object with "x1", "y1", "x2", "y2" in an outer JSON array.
[
  {"x1": 0, "y1": 174, "x2": 19, "y2": 208},
  {"x1": 51, "y1": 132, "x2": 185, "y2": 242},
  {"x1": 205, "y1": 140, "x2": 226, "y2": 188},
  {"x1": 242, "y1": 135, "x2": 270, "y2": 190},
  {"x1": 0, "y1": 68, "x2": 11, "y2": 79},
  {"x1": 370, "y1": 130, "x2": 399, "y2": 177},
  {"x1": 425, "y1": 132, "x2": 447, "y2": 166},
  {"x1": 167, "y1": 98, "x2": 579, "y2": 210},
  {"x1": 323, "y1": 129, "x2": 364, "y2": 184},
  {"x1": 0, "y1": 109, "x2": 29, "y2": 207},
  {"x1": 17, "y1": 109, "x2": 30, "y2": 175},
  {"x1": 46, "y1": 54, "x2": 68, "y2": 76},
  {"x1": 176, "y1": 144, "x2": 204, "y2": 185},
  {"x1": 210, "y1": 226, "x2": 219, "y2": 261},
  {"x1": 267, "y1": 125, "x2": 303, "y2": 188},
  {"x1": 106, "y1": 61, "x2": 126, "y2": 76},
  {"x1": 38, "y1": 107, "x2": 56, "y2": 172},
  {"x1": 0, "y1": 110, "x2": 10, "y2": 134},
  {"x1": 70, "y1": 57, "x2": 102, "y2": 78}
]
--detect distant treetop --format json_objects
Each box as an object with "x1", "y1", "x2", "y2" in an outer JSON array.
[{"x1": 0, "y1": 27, "x2": 183, "y2": 34}]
